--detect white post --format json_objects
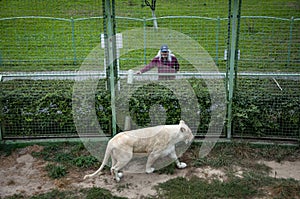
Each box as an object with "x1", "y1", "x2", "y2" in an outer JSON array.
[
  {"x1": 124, "y1": 69, "x2": 134, "y2": 131},
  {"x1": 127, "y1": 69, "x2": 134, "y2": 84},
  {"x1": 124, "y1": 116, "x2": 132, "y2": 131}
]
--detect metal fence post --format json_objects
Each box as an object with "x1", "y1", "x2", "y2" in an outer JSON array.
[
  {"x1": 103, "y1": 0, "x2": 117, "y2": 136},
  {"x1": 226, "y1": 0, "x2": 241, "y2": 139}
]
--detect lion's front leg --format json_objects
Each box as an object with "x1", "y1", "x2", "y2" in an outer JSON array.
[
  {"x1": 146, "y1": 152, "x2": 160, "y2": 173},
  {"x1": 169, "y1": 146, "x2": 187, "y2": 169}
]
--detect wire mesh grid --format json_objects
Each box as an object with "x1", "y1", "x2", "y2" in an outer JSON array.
[
  {"x1": 233, "y1": 74, "x2": 300, "y2": 140},
  {"x1": 238, "y1": 17, "x2": 299, "y2": 72},
  {"x1": 116, "y1": 73, "x2": 227, "y2": 138},
  {"x1": 117, "y1": 16, "x2": 229, "y2": 73},
  {"x1": 0, "y1": 77, "x2": 76, "y2": 138}
]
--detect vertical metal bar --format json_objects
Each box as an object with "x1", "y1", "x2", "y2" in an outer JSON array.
[
  {"x1": 0, "y1": 75, "x2": 3, "y2": 141},
  {"x1": 71, "y1": 17, "x2": 77, "y2": 65},
  {"x1": 227, "y1": 0, "x2": 240, "y2": 139},
  {"x1": 143, "y1": 17, "x2": 147, "y2": 65},
  {"x1": 215, "y1": 16, "x2": 220, "y2": 66},
  {"x1": 111, "y1": 0, "x2": 118, "y2": 81},
  {"x1": 234, "y1": 0, "x2": 242, "y2": 88},
  {"x1": 287, "y1": 16, "x2": 294, "y2": 68},
  {"x1": 103, "y1": 0, "x2": 117, "y2": 136},
  {"x1": 225, "y1": 0, "x2": 232, "y2": 102}
]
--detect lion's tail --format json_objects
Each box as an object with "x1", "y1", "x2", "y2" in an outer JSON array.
[{"x1": 83, "y1": 144, "x2": 112, "y2": 180}]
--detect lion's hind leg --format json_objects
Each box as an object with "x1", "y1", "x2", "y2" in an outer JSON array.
[
  {"x1": 111, "y1": 162, "x2": 130, "y2": 182},
  {"x1": 111, "y1": 148, "x2": 133, "y2": 182}
]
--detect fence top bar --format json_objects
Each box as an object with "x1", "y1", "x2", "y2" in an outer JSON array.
[
  {"x1": 1, "y1": 16, "x2": 298, "y2": 22},
  {"x1": 118, "y1": 72, "x2": 227, "y2": 77},
  {"x1": 146, "y1": 16, "x2": 228, "y2": 21},
  {"x1": 237, "y1": 72, "x2": 300, "y2": 77},
  {"x1": 74, "y1": 16, "x2": 103, "y2": 21},
  {"x1": 116, "y1": 16, "x2": 145, "y2": 22},
  {"x1": 241, "y1": 16, "x2": 299, "y2": 21},
  {"x1": 0, "y1": 16, "x2": 71, "y2": 22},
  {"x1": 1, "y1": 71, "x2": 300, "y2": 79},
  {"x1": 0, "y1": 71, "x2": 106, "y2": 79}
]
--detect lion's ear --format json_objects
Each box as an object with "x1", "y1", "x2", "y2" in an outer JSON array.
[
  {"x1": 179, "y1": 120, "x2": 185, "y2": 125},
  {"x1": 180, "y1": 127, "x2": 186, "y2": 132}
]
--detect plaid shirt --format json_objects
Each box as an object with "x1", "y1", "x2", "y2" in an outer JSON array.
[{"x1": 140, "y1": 55, "x2": 180, "y2": 80}]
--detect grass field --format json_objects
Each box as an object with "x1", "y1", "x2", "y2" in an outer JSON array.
[{"x1": 0, "y1": 0, "x2": 299, "y2": 72}]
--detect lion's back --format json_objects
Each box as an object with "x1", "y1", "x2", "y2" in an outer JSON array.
[{"x1": 123, "y1": 125, "x2": 166, "y2": 138}]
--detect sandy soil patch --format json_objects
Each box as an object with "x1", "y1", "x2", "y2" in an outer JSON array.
[{"x1": 260, "y1": 160, "x2": 300, "y2": 181}]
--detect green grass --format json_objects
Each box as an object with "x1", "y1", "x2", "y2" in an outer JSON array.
[
  {"x1": 154, "y1": 142, "x2": 300, "y2": 199},
  {"x1": 45, "y1": 163, "x2": 68, "y2": 179},
  {"x1": 31, "y1": 142, "x2": 101, "y2": 169},
  {"x1": 0, "y1": 0, "x2": 299, "y2": 72},
  {"x1": 154, "y1": 173, "x2": 300, "y2": 199},
  {"x1": 191, "y1": 142, "x2": 300, "y2": 169}
]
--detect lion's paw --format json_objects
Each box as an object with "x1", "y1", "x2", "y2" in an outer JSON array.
[
  {"x1": 115, "y1": 176, "x2": 121, "y2": 182},
  {"x1": 177, "y1": 162, "x2": 187, "y2": 169},
  {"x1": 146, "y1": 167, "x2": 155, "y2": 174},
  {"x1": 118, "y1": 172, "x2": 123, "y2": 178}
]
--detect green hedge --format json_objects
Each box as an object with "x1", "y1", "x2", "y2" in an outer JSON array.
[
  {"x1": 232, "y1": 78, "x2": 300, "y2": 139},
  {"x1": 0, "y1": 80, "x2": 76, "y2": 137},
  {"x1": 0, "y1": 78, "x2": 299, "y2": 139}
]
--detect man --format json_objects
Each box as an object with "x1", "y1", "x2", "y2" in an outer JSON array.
[{"x1": 136, "y1": 45, "x2": 180, "y2": 80}]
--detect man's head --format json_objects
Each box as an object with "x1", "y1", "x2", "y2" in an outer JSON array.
[{"x1": 160, "y1": 45, "x2": 169, "y2": 58}]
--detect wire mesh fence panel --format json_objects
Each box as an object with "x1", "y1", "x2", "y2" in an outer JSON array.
[
  {"x1": 0, "y1": 77, "x2": 76, "y2": 138},
  {"x1": 232, "y1": 1, "x2": 300, "y2": 141},
  {"x1": 0, "y1": 0, "x2": 103, "y2": 72},
  {"x1": 0, "y1": 74, "x2": 113, "y2": 139},
  {"x1": 0, "y1": 0, "x2": 103, "y2": 18},
  {"x1": 238, "y1": 17, "x2": 299, "y2": 72},
  {"x1": 0, "y1": 18, "x2": 73, "y2": 70},
  {"x1": 237, "y1": 1, "x2": 299, "y2": 72},
  {"x1": 73, "y1": 17, "x2": 104, "y2": 67},
  {"x1": 233, "y1": 75, "x2": 300, "y2": 140},
  {"x1": 116, "y1": 73, "x2": 227, "y2": 138},
  {"x1": 115, "y1": 15, "x2": 229, "y2": 137}
]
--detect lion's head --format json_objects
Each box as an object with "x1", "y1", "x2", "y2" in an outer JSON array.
[{"x1": 179, "y1": 120, "x2": 194, "y2": 144}]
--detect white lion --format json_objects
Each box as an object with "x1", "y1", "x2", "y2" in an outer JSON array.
[{"x1": 83, "y1": 120, "x2": 194, "y2": 182}]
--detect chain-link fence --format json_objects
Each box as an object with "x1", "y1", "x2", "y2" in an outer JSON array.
[
  {"x1": 233, "y1": 74, "x2": 300, "y2": 140},
  {"x1": 0, "y1": 0, "x2": 299, "y2": 142},
  {"x1": 238, "y1": 16, "x2": 299, "y2": 72}
]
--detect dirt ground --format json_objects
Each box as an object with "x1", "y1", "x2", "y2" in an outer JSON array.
[{"x1": 1, "y1": 145, "x2": 300, "y2": 199}]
